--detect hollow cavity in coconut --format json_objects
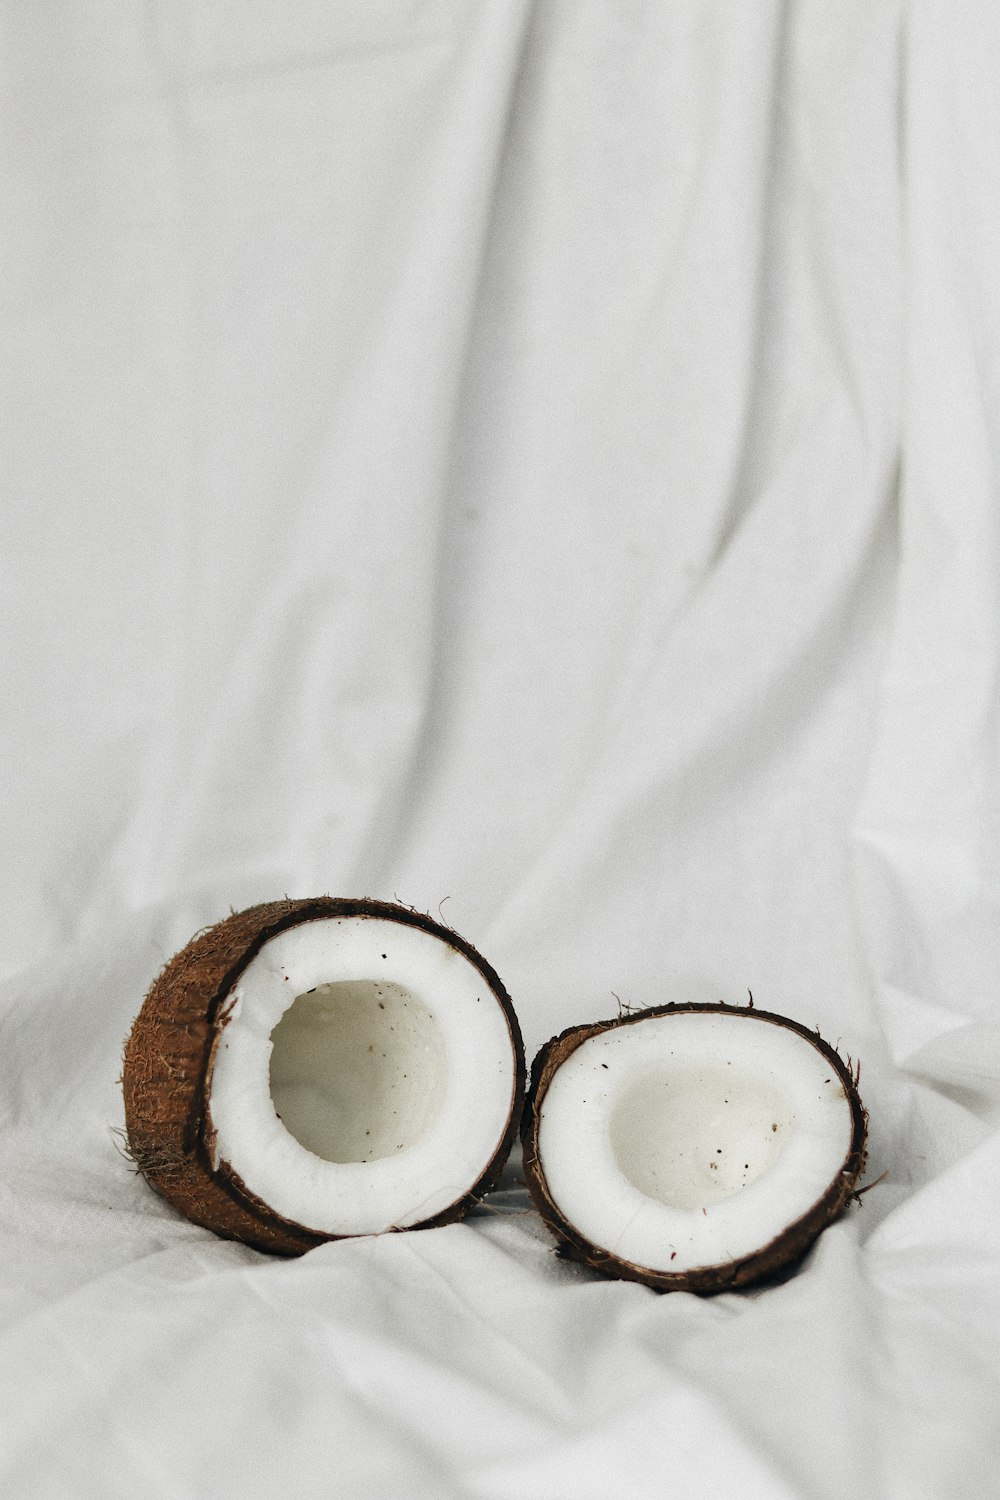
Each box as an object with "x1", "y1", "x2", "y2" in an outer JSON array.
[
  {"x1": 122, "y1": 898, "x2": 524, "y2": 1254},
  {"x1": 522, "y1": 1003, "x2": 867, "y2": 1293}
]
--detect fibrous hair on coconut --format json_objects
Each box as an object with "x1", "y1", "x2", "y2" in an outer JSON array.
[
  {"x1": 522, "y1": 1000, "x2": 867, "y2": 1293},
  {"x1": 122, "y1": 897, "x2": 525, "y2": 1254}
]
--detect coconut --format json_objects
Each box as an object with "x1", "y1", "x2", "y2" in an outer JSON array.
[
  {"x1": 122, "y1": 898, "x2": 524, "y2": 1254},
  {"x1": 522, "y1": 1002, "x2": 867, "y2": 1293}
]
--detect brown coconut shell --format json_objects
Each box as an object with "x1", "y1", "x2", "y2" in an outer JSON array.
[
  {"x1": 122, "y1": 897, "x2": 525, "y2": 1255},
  {"x1": 521, "y1": 1001, "x2": 868, "y2": 1294}
]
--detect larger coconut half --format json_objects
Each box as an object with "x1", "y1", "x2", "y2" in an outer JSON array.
[
  {"x1": 122, "y1": 898, "x2": 524, "y2": 1254},
  {"x1": 522, "y1": 1003, "x2": 867, "y2": 1293}
]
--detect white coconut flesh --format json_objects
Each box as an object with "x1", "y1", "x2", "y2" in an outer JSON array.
[
  {"x1": 207, "y1": 917, "x2": 518, "y2": 1236},
  {"x1": 536, "y1": 1013, "x2": 856, "y2": 1275}
]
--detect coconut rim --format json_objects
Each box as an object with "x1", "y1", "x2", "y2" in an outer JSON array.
[
  {"x1": 123, "y1": 897, "x2": 525, "y2": 1252},
  {"x1": 521, "y1": 1001, "x2": 868, "y2": 1293}
]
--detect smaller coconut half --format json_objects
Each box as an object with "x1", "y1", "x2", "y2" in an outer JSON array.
[
  {"x1": 522, "y1": 1003, "x2": 867, "y2": 1293},
  {"x1": 122, "y1": 898, "x2": 524, "y2": 1254}
]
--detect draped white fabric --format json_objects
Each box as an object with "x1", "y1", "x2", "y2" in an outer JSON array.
[{"x1": 3, "y1": 3, "x2": 999, "y2": 1494}]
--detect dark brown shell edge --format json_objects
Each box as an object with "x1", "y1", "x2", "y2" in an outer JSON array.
[
  {"x1": 122, "y1": 896, "x2": 525, "y2": 1255},
  {"x1": 520, "y1": 1001, "x2": 868, "y2": 1294}
]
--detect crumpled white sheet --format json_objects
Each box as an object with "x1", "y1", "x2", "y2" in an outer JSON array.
[{"x1": 3, "y1": 2, "x2": 1000, "y2": 1495}]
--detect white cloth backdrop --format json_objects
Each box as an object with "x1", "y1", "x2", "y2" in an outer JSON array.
[{"x1": 3, "y1": 2, "x2": 1000, "y2": 1495}]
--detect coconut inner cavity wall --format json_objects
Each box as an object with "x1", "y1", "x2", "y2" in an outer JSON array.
[
  {"x1": 610, "y1": 1065, "x2": 793, "y2": 1210},
  {"x1": 269, "y1": 980, "x2": 447, "y2": 1163}
]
